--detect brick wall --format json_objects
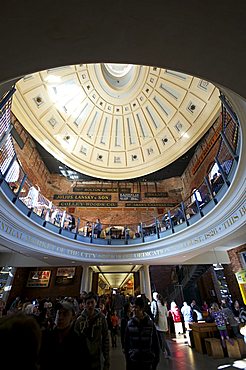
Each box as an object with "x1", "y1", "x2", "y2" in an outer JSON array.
[
  {"x1": 181, "y1": 115, "x2": 222, "y2": 199},
  {"x1": 11, "y1": 113, "x2": 224, "y2": 227},
  {"x1": 11, "y1": 115, "x2": 50, "y2": 196},
  {"x1": 11, "y1": 114, "x2": 184, "y2": 227},
  {"x1": 47, "y1": 175, "x2": 183, "y2": 227}
]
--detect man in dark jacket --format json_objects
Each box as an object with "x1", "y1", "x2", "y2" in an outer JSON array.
[
  {"x1": 124, "y1": 296, "x2": 160, "y2": 370},
  {"x1": 40, "y1": 301, "x2": 89, "y2": 370},
  {"x1": 74, "y1": 291, "x2": 110, "y2": 370}
]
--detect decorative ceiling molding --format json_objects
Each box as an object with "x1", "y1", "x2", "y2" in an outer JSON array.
[{"x1": 12, "y1": 64, "x2": 220, "y2": 180}]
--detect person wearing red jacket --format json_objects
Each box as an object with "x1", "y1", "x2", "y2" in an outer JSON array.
[{"x1": 169, "y1": 301, "x2": 183, "y2": 337}]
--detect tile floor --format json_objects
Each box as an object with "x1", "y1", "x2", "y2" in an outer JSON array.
[{"x1": 110, "y1": 334, "x2": 246, "y2": 370}]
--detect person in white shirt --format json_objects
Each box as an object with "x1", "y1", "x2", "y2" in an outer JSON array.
[
  {"x1": 27, "y1": 184, "x2": 40, "y2": 209},
  {"x1": 151, "y1": 292, "x2": 171, "y2": 358}
]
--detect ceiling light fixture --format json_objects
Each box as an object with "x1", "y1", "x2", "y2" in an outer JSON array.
[
  {"x1": 213, "y1": 248, "x2": 224, "y2": 270},
  {"x1": 0, "y1": 266, "x2": 11, "y2": 274}
]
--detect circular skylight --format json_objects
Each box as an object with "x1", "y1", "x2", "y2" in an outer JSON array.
[{"x1": 104, "y1": 63, "x2": 133, "y2": 77}]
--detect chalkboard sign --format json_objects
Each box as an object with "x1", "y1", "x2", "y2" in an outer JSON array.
[{"x1": 119, "y1": 193, "x2": 141, "y2": 201}]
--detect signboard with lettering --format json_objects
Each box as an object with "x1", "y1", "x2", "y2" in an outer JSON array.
[
  {"x1": 58, "y1": 201, "x2": 118, "y2": 207},
  {"x1": 125, "y1": 202, "x2": 178, "y2": 207},
  {"x1": 119, "y1": 193, "x2": 141, "y2": 201},
  {"x1": 54, "y1": 194, "x2": 111, "y2": 200},
  {"x1": 145, "y1": 192, "x2": 168, "y2": 197},
  {"x1": 118, "y1": 188, "x2": 131, "y2": 193},
  {"x1": 168, "y1": 188, "x2": 183, "y2": 193},
  {"x1": 73, "y1": 187, "x2": 118, "y2": 193}
]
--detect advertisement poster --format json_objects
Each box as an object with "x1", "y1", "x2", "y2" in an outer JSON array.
[
  {"x1": 26, "y1": 270, "x2": 51, "y2": 288},
  {"x1": 235, "y1": 270, "x2": 246, "y2": 304},
  {"x1": 55, "y1": 267, "x2": 76, "y2": 285}
]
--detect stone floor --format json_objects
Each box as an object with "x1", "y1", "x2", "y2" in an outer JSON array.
[{"x1": 110, "y1": 334, "x2": 246, "y2": 370}]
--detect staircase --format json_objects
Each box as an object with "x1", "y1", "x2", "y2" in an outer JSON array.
[{"x1": 168, "y1": 264, "x2": 211, "y2": 304}]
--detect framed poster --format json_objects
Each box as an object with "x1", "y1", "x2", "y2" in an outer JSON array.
[
  {"x1": 55, "y1": 267, "x2": 76, "y2": 285},
  {"x1": 26, "y1": 270, "x2": 51, "y2": 288}
]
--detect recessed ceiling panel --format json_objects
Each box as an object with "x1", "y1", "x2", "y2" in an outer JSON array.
[{"x1": 12, "y1": 63, "x2": 220, "y2": 180}]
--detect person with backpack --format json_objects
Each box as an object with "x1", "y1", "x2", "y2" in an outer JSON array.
[
  {"x1": 74, "y1": 292, "x2": 110, "y2": 370},
  {"x1": 125, "y1": 296, "x2": 160, "y2": 370},
  {"x1": 151, "y1": 293, "x2": 171, "y2": 359}
]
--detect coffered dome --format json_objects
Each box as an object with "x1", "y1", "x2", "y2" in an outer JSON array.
[{"x1": 12, "y1": 63, "x2": 220, "y2": 180}]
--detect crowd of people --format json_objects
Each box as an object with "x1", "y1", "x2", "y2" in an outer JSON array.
[{"x1": 1, "y1": 291, "x2": 246, "y2": 370}]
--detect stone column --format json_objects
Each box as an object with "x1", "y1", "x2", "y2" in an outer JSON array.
[
  {"x1": 143, "y1": 265, "x2": 152, "y2": 301},
  {"x1": 139, "y1": 265, "x2": 152, "y2": 301},
  {"x1": 2, "y1": 267, "x2": 16, "y2": 303},
  {"x1": 139, "y1": 266, "x2": 145, "y2": 295},
  {"x1": 80, "y1": 265, "x2": 89, "y2": 294},
  {"x1": 87, "y1": 267, "x2": 93, "y2": 292}
]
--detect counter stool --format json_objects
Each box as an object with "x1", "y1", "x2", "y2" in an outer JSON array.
[
  {"x1": 226, "y1": 339, "x2": 241, "y2": 359},
  {"x1": 234, "y1": 338, "x2": 246, "y2": 357},
  {"x1": 204, "y1": 338, "x2": 224, "y2": 358}
]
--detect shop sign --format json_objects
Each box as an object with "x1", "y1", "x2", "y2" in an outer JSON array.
[
  {"x1": 125, "y1": 202, "x2": 177, "y2": 207},
  {"x1": 119, "y1": 193, "x2": 141, "y2": 201},
  {"x1": 58, "y1": 201, "x2": 118, "y2": 207},
  {"x1": 145, "y1": 192, "x2": 168, "y2": 197},
  {"x1": 53, "y1": 194, "x2": 111, "y2": 200},
  {"x1": 73, "y1": 187, "x2": 118, "y2": 192}
]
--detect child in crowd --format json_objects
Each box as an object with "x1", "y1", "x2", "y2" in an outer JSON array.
[
  {"x1": 110, "y1": 310, "x2": 120, "y2": 348},
  {"x1": 210, "y1": 302, "x2": 233, "y2": 348}
]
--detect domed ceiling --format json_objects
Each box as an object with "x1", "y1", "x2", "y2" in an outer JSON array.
[{"x1": 12, "y1": 64, "x2": 220, "y2": 180}]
